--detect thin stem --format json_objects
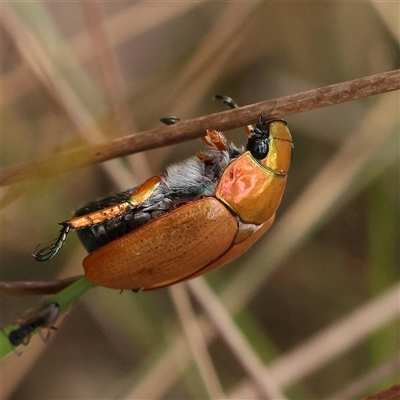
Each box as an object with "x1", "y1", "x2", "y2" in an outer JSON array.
[
  {"x1": 1, "y1": 277, "x2": 95, "y2": 359},
  {"x1": 0, "y1": 276, "x2": 82, "y2": 296},
  {"x1": 1, "y1": 69, "x2": 399, "y2": 187}
]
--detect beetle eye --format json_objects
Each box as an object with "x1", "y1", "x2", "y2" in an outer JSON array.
[{"x1": 247, "y1": 136, "x2": 269, "y2": 160}]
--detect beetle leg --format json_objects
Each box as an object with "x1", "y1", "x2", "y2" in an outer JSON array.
[
  {"x1": 34, "y1": 175, "x2": 163, "y2": 262},
  {"x1": 160, "y1": 116, "x2": 180, "y2": 125},
  {"x1": 33, "y1": 224, "x2": 71, "y2": 261},
  {"x1": 68, "y1": 203, "x2": 134, "y2": 229},
  {"x1": 202, "y1": 129, "x2": 229, "y2": 152},
  {"x1": 214, "y1": 94, "x2": 239, "y2": 109},
  {"x1": 127, "y1": 175, "x2": 163, "y2": 206},
  {"x1": 214, "y1": 94, "x2": 253, "y2": 137},
  {"x1": 39, "y1": 325, "x2": 58, "y2": 343},
  {"x1": 195, "y1": 152, "x2": 213, "y2": 162},
  {"x1": 68, "y1": 175, "x2": 163, "y2": 230},
  {"x1": 243, "y1": 124, "x2": 253, "y2": 138}
]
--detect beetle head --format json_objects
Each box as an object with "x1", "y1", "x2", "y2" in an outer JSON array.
[{"x1": 246, "y1": 117, "x2": 293, "y2": 175}]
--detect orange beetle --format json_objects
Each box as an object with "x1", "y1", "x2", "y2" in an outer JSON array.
[{"x1": 34, "y1": 97, "x2": 293, "y2": 291}]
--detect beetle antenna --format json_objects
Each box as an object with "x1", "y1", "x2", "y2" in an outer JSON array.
[{"x1": 33, "y1": 224, "x2": 71, "y2": 262}]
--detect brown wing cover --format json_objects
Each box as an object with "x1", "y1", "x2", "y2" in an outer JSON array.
[{"x1": 83, "y1": 197, "x2": 238, "y2": 290}]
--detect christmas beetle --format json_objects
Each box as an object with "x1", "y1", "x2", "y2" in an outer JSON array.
[
  {"x1": 34, "y1": 96, "x2": 293, "y2": 291},
  {"x1": 8, "y1": 302, "x2": 60, "y2": 346}
]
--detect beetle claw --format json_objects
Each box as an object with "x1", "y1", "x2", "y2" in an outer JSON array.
[
  {"x1": 214, "y1": 94, "x2": 239, "y2": 109},
  {"x1": 33, "y1": 224, "x2": 71, "y2": 262},
  {"x1": 160, "y1": 116, "x2": 180, "y2": 125}
]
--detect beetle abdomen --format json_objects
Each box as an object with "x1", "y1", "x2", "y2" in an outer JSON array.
[{"x1": 83, "y1": 197, "x2": 238, "y2": 290}]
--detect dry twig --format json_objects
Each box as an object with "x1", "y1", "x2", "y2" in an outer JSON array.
[
  {"x1": 0, "y1": 276, "x2": 82, "y2": 297},
  {"x1": 361, "y1": 383, "x2": 400, "y2": 400},
  {"x1": 1, "y1": 69, "x2": 399, "y2": 187}
]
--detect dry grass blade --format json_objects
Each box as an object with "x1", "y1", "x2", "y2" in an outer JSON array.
[
  {"x1": 161, "y1": 2, "x2": 259, "y2": 115},
  {"x1": 169, "y1": 284, "x2": 225, "y2": 399},
  {"x1": 188, "y1": 278, "x2": 288, "y2": 400},
  {"x1": 80, "y1": 1, "x2": 151, "y2": 183},
  {"x1": 1, "y1": 3, "x2": 200, "y2": 109},
  {"x1": 1, "y1": 1, "x2": 138, "y2": 189},
  {"x1": 123, "y1": 334, "x2": 191, "y2": 399},
  {"x1": 327, "y1": 354, "x2": 400, "y2": 400},
  {"x1": 268, "y1": 282, "x2": 400, "y2": 388}
]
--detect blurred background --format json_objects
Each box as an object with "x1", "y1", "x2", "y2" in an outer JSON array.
[{"x1": 1, "y1": 2, "x2": 399, "y2": 399}]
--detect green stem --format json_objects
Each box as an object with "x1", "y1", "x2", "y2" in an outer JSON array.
[{"x1": 1, "y1": 277, "x2": 95, "y2": 359}]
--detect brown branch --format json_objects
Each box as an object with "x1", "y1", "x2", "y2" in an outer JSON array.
[
  {"x1": 361, "y1": 384, "x2": 400, "y2": 400},
  {"x1": 1, "y1": 69, "x2": 399, "y2": 187},
  {"x1": 0, "y1": 276, "x2": 82, "y2": 296}
]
